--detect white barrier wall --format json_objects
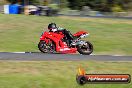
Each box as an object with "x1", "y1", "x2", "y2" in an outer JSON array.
[{"x1": 4, "y1": 5, "x2": 9, "y2": 14}]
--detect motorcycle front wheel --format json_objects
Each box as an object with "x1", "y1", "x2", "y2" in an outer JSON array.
[
  {"x1": 38, "y1": 40, "x2": 56, "y2": 53},
  {"x1": 77, "y1": 41, "x2": 93, "y2": 55}
]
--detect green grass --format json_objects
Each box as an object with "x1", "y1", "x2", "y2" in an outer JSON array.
[
  {"x1": 0, "y1": 61, "x2": 132, "y2": 88},
  {"x1": 0, "y1": 14, "x2": 132, "y2": 55}
]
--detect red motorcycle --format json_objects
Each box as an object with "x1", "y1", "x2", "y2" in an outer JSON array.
[{"x1": 38, "y1": 30, "x2": 93, "y2": 55}]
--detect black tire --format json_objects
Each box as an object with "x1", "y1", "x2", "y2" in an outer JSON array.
[
  {"x1": 38, "y1": 40, "x2": 56, "y2": 53},
  {"x1": 77, "y1": 41, "x2": 93, "y2": 55},
  {"x1": 76, "y1": 75, "x2": 87, "y2": 85}
]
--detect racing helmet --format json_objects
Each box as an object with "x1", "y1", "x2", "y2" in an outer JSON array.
[{"x1": 48, "y1": 23, "x2": 57, "y2": 32}]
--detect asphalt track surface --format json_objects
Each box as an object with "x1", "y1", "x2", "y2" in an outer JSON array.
[{"x1": 0, "y1": 52, "x2": 132, "y2": 61}]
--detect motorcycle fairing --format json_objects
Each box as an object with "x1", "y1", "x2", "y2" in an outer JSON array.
[
  {"x1": 40, "y1": 32, "x2": 77, "y2": 53},
  {"x1": 73, "y1": 31, "x2": 88, "y2": 37}
]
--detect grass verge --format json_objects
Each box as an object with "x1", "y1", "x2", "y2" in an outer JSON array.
[
  {"x1": 0, "y1": 14, "x2": 132, "y2": 55},
  {"x1": 0, "y1": 61, "x2": 132, "y2": 88}
]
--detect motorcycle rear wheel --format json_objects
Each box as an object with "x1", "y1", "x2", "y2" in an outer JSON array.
[
  {"x1": 77, "y1": 41, "x2": 93, "y2": 55},
  {"x1": 38, "y1": 40, "x2": 56, "y2": 53}
]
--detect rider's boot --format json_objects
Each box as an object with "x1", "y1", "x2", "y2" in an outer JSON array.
[{"x1": 70, "y1": 37, "x2": 79, "y2": 46}]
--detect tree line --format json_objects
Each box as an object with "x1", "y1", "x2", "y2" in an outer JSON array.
[
  {"x1": 5, "y1": 0, "x2": 132, "y2": 12},
  {"x1": 67, "y1": 0, "x2": 132, "y2": 12}
]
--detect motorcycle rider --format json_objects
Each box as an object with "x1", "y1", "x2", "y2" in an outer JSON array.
[{"x1": 48, "y1": 23, "x2": 77, "y2": 46}]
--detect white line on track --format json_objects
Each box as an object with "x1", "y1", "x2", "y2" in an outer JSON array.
[
  {"x1": 12, "y1": 52, "x2": 26, "y2": 53},
  {"x1": 112, "y1": 55, "x2": 123, "y2": 56},
  {"x1": 9, "y1": 52, "x2": 126, "y2": 57}
]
